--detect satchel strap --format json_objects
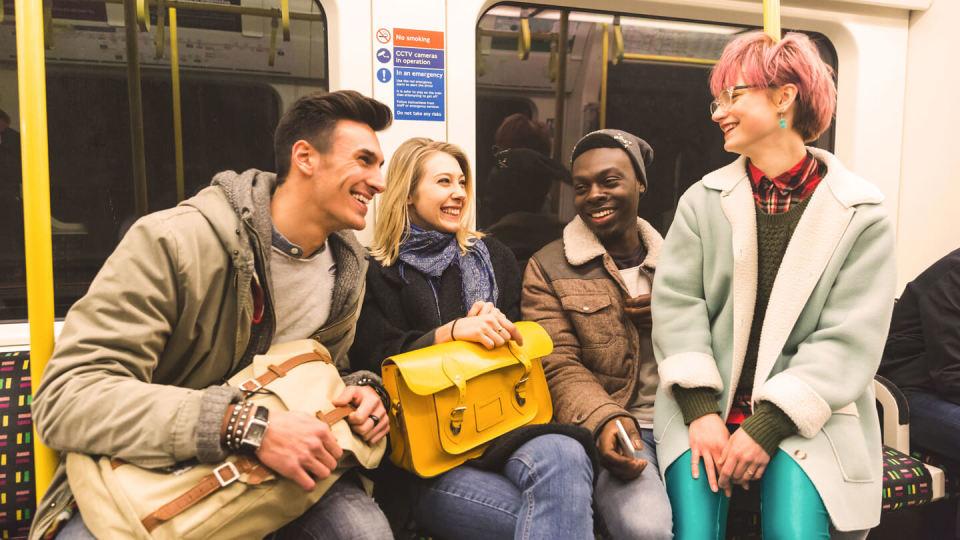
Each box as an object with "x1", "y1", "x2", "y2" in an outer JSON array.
[
  {"x1": 238, "y1": 351, "x2": 332, "y2": 393},
  {"x1": 140, "y1": 404, "x2": 355, "y2": 532}
]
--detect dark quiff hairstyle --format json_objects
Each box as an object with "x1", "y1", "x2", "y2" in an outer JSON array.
[{"x1": 273, "y1": 90, "x2": 392, "y2": 182}]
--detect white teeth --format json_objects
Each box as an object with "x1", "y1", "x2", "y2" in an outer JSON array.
[
  {"x1": 591, "y1": 209, "x2": 614, "y2": 218},
  {"x1": 441, "y1": 208, "x2": 461, "y2": 216},
  {"x1": 722, "y1": 123, "x2": 738, "y2": 133},
  {"x1": 351, "y1": 193, "x2": 370, "y2": 205}
]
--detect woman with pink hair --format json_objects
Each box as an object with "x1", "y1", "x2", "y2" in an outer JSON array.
[{"x1": 652, "y1": 31, "x2": 896, "y2": 539}]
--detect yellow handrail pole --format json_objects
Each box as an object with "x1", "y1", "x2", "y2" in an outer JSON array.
[
  {"x1": 763, "y1": 0, "x2": 782, "y2": 42},
  {"x1": 551, "y1": 10, "x2": 568, "y2": 161},
  {"x1": 15, "y1": 0, "x2": 58, "y2": 504},
  {"x1": 623, "y1": 52, "x2": 717, "y2": 66},
  {"x1": 612, "y1": 16, "x2": 624, "y2": 65},
  {"x1": 600, "y1": 23, "x2": 608, "y2": 129},
  {"x1": 169, "y1": 7, "x2": 184, "y2": 202},
  {"x1": 124, "y1": 0, "x2": 149, "y2": 217},
  {"x1": 517, "y1": 15, "x2": 531, "y2": 60},
  {"x1": 102, "y1": 0, "x2": 325, "y2": 22},
  {"x1": 280, "y1": 0, "x2": 290, "y2": 41}
]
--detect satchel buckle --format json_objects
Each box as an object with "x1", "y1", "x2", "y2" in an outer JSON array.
[
  {"x1": 514, "y1": 376, "x2": 529, "y2": 406},
  {"x1": 239, "y1": 378, "x2": 263, "y2": 393},
  {"x1": 213, "y1": 462, "x2": 241, "y2": 487},
  {"x1": 449, "y1": 406, "x2": 467, "y2": 435}
]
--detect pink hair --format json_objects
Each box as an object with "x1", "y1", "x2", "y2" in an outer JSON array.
[{"x1": 710, "y1": 31, "x2": 837, "y2": 142}]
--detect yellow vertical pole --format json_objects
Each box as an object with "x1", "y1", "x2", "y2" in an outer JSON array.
[
  {"x1": 600, "y1": 24, "x2": 609, "y2": 130},
  {"x1": 124, "y1": 0, "x2": 149, "y2": 217},
  {"x1": 552, "y1": 10, "x2": 568, "y2": 161},
  {"x1": 15, "y1": 0, "x2": 59, "y2": 504},
  {"x1": 169, "y1": 7, "x2": 185, "y2": 202},
  {"x1": 763, "y1": 0, "x2": 782, "y2": 42}
]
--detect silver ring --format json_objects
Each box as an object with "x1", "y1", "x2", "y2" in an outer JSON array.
[{"x1": 369, "y1": 414, "x2": 380, "y2": 424}]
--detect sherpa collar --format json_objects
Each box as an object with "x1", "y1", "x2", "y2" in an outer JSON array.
[{"x1": 562, "y1": 215, "x2": 662, "y2": 268}]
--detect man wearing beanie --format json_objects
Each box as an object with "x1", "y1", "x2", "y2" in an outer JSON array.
[{"x1": 522, "y1": 129, "x2": 672, "y2": 538}]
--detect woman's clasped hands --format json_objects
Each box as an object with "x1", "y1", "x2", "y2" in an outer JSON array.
[
  {"x1": 688, "y1": 413, "x2": 770, "y2": 497},
  {"x1": 439, "y1": 301, "x2": 524, "y2": 348}
]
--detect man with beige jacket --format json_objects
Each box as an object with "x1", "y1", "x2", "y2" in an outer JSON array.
[
  {"x1": 522, "y1": 129, "x2": 672, "y2": 539},
  {"x1": 31, "y1": 91, "x2": 394, "y2": 540}
]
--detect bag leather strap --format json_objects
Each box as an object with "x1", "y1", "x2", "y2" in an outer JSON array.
[
  {"x1": 507, "y1": 342, "x2": 532, "y2": 406},
  {"x1": 440, "y1": 342, "x2": 534, "y2": 435},
  {"x1": 238, "y1": 351, "x2": 332, "y2": 393},
  {"x1": 140, "y1": 404, "x2": 355, "y2": 532}
]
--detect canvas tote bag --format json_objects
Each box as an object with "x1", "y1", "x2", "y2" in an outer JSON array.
[{"x1": 65, "y1": 339, "x2": 385, "y2": 539}]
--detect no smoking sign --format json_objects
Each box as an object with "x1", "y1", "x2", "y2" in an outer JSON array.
[{"x1": 376, "y1": 28, "x2": 391, "y2": 44}]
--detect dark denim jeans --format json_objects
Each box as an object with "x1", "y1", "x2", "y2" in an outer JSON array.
[{"x1": 904, "y1": 390, "x2": 960, "y2": 457}]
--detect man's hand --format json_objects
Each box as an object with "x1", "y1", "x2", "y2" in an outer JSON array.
[
  {"x1": 623, "y1": 294, "x2": 652, "y2": 330},
  {"x1": 718, "y1": 428, "x2": 770, "y2": 495},
  {"x1": 255, "y1": 410, "x2": 343, "y2": 491},
  {"x1": 332, "y1": 385, "x2": 389, "y2": 444},
  {"x1": 687, "y1": 413, "x2": 729, "y2": 494},
  {"x1": 596, "y1": 416, "x2": 647, "y2": 480}
]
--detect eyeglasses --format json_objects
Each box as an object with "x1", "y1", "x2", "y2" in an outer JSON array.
[{"x1": 709, "y1": 85, "x2": 757, "y2": 115}]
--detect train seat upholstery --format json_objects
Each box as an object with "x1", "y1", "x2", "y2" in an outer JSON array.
[
  {"x1": 0, "y1": 349, "x2": 36, "y2": 540},
  {"x1": 1, "y1": 352, "x2": 955, "y2": 538}
]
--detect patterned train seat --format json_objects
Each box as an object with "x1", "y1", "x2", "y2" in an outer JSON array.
[{"x1": 0, "y1": 350, "x2": 35, "y2": 540}]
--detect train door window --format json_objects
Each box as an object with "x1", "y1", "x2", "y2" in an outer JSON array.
[
  {"x1": 0, "y1": 0, "x2": 327, "y2": 321},
  {"x1": 476, "y1": 4, "x2": 838, "y2": 264}
]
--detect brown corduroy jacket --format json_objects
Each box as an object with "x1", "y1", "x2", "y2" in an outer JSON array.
[{"x1": 521, "y1": 216, "x2": 663, "y2": 436}]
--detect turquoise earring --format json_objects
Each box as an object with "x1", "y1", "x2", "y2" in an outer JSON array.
[{"x1": 778, "y1": 111, "x2": 787, "y2": 129}]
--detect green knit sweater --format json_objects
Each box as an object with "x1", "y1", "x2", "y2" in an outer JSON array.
[{"x1": 673, "y1": 197, "x2": 811, "y2": 456}]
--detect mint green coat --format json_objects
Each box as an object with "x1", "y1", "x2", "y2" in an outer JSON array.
[{"x1": 651, "y1": 148, "x2": 896, "y2": 531}]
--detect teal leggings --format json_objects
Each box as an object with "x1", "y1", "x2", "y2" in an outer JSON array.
[{"x1": 665, "y1": 450, "x2": 830, "y2": 540}]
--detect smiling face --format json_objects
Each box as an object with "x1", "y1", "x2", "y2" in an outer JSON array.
[
  {"x1": 309, "y1": 119, "x2": 385, "y2": 232},
  {"x1": 571, "y1": 147, "x2": 644, "y2": 250},
  {"x1": 408, "y1": 151, "x2": 467, "y2": 234},
  {"x1": 711, "y1": 78, "x2": 783, "y2": 156}
]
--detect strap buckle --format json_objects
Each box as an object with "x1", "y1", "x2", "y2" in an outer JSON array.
[
  {"x1": 449, "y1": 406, "x2": 467, "y2": 436},
  {"x1": 213, "y1": 462, "x2": 240, "y2": 487},
  {"x1": 514, "y1": 376, "x2": 529, "y2": 406},
  {"x1": 240, "y1": 378, "x2": 263, "y2": 393}
]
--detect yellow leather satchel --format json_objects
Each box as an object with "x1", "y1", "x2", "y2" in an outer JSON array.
[{"x1": 381, "y1": 321, "x2": 554, "y2": 478}]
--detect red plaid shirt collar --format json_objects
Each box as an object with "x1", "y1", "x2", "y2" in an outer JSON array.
[{"x1": 747, "y1": 152, "x2": 824, "y2": 214}]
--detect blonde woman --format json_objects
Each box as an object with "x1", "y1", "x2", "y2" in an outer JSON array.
[{"x1": 350, "y1": 138, "x2": 594, "y2": 540}]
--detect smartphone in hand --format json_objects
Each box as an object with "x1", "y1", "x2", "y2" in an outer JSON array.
[{"x1": 615, "y1": 419, "x2": 644, "y2": 460}]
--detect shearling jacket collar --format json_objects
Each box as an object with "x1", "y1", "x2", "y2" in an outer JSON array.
[
  {"x1": 701, "y1": 147, "x2": 884, "y2": 209},
  {"x1": 562, "y1": 215, "x2": 662, "y2": 269}
]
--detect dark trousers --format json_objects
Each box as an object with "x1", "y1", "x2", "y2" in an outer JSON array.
[{"x1": 905, "y1": 390, "x2": 960, "y2": 457}]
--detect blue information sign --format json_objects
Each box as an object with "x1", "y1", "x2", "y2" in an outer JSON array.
[
  {"x1": 393, "y1": 47, "x2": 444, "y2": 69},
  {"x1": 377, "y1": 68, "x2": 392, "y2": 83},
  {"x1": 376, "y1": 48, "x2": 391, "y2": 63},
  {"x1": 394, "y1": 67, "x2": 444, "y2": 121}
]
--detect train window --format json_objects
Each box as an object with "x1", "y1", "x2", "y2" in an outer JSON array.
[
  {"x1": 0, "y1": 0, "x2": 327, "y2": 321},
  {"x1": 475, "y1": 4, "x2": 838, "y2": 263}
]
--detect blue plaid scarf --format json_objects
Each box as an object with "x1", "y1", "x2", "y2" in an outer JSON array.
[{"x1": 398, "y1": 225, "x2": 498, "y2": 313}]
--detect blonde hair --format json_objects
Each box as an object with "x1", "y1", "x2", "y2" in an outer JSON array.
[{"x1": 371, "y1": 138, "x2": 483, "y2": 266}]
